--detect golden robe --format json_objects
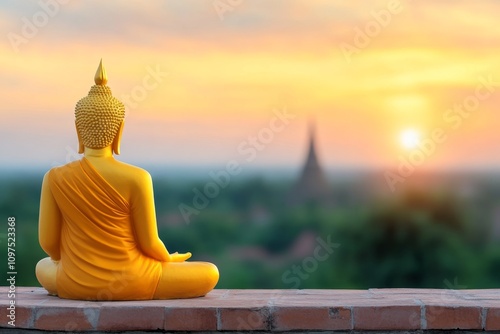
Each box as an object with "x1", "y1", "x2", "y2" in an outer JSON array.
[{"x1": 48, "y1": 158, "x2": 162, "y2": 300}]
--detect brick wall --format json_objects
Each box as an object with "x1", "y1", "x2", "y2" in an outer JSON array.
[{"x1": 1, "y1": 287, "x2": 500, "y2": 332}]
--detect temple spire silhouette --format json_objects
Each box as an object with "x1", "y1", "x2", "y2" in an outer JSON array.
[{"x1": 287, "y1": 120, "x2": 332, "y2": 206}]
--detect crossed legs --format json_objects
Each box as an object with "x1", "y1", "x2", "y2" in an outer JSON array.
[
  {"x1": 153, "y1": 261, "x2": 219, "y2": 299},
  {"x1": 36, "y1": 257, "x2": 219, "y2": 299},
  {"x1": 35, "y1": 257, "x2": 58, "y2": 296}
]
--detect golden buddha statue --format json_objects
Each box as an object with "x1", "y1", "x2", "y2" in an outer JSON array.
[{"x1": 35, "y1": 60, "x2": 219, "y2": 300}]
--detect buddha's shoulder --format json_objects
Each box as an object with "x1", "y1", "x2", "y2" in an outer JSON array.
[
  {"x1": 45, "y1": 160, "x2": 81, "y2": 177},
  {"x1": 112, "y1": 161, "x2": 152, "y2": 182},
  {"x1": 112, "y1": 162, "x2": 153, "y2": 193}
]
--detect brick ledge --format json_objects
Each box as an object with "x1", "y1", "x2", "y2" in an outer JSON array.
[{"x1": 1, "y1": 287, "x2": 500, "y2": 332}]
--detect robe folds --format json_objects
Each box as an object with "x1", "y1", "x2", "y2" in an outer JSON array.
[{"x1": 48, "y1": 158, "x2": 162, "y2": 300}]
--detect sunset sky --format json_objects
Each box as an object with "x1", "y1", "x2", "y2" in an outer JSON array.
[{"x1": 1, "y1": 0, "x2": 499, "y2": 171}]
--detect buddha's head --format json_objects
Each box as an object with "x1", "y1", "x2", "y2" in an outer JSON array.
[{"x1": 75, "y1": 60, "x2": 125, "y2": 154}]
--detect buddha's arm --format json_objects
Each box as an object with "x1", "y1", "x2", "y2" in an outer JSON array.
[
  {"x1": 38, "y1": 173, "x2": 62, "y2": 261},
  {"x1": 131, "y1": 171, "x2": 191, "y2": 262}
]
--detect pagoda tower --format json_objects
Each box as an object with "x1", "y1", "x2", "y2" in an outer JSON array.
[{"x1": 287, "y1": 122, "x2": 332, "y2": 206}]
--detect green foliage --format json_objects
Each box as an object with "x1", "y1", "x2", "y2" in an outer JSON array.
[{"x1": 1, "y1": 173, "x2": 499, "y2": 291}]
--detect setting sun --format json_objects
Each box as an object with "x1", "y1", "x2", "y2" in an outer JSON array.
[{"x1": 400, "y1": 129, "x2": 420, "y2": 150}]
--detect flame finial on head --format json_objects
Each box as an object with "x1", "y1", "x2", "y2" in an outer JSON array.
[{"x1": 94, "y1": 59, "x2": 108, "y2": 85}]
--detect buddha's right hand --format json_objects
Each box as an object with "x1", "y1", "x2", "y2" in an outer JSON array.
[{"x1": 169, "y1": 252, "x2": 192, "y2": 262}]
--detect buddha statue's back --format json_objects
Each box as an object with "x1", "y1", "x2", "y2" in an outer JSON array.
[{"x1": 36, "y1": 60, "x2": 219, "y2": 300}]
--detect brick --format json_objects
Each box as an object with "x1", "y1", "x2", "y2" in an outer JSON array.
[
  {"x1": 230, "y1": 289, "x2": 298, "y2": 295},
  {"x1": 98, "y1": 305, "x2": 164, "y2": 331},
  {"x1": 0, "y1": 304, "x2": 33, "y2": 329},
  {"x1": 16, "y1": 287, "x2": 44, "y2": 293},
  {"x1": 219, "y1": 308, "x2": 270, "y2": 331},
  {"x1": 273, "y1": 306, "x2": 351, "y2": 331},
  {"x1": 0, "y1": 302, "x2": 15, "y2": 327},
  {"x1": 1, "y1": 288, "x2": 500, "y2": 332},
  {"x1": 164, "y1": 307, "x2": 216, "y2": 331},
  {"x1": 211, "y1": 299, "x2": 269, "y2": 308},
  {"x1": 486, "y1": 307, "x2": 500, "y2": 330},
  {"x1": 17, "y1": 290, "x2": 52, "y2": 301},
  {"x1": 206, "y1": 289, "x2": 229, "y2": 298},
  {"x1": 34, "y1": 307, "x2": 95, "y2": 331},
  {"x1": 459, "y1": 289, "x2": 500, "y2": 297},
  {"x1": 0, "y1": 288, "x2": 53, "y2": 329},
  {"x1": 418, "y1": 291, "x2": 470, "y2": 304},
  {"x1": 297, "y1": 289, "x2": 370, "y2": 300},
  {"x1": 354, "y1": 305, "x2": 421, "y2": 330},
  {"x1": 10, "y1": 306, "x2": 33, "y2": 328},
  {"x1": 370, "y1": 288, "x2": 446, "y2": 295},
  {"x1": 426, "y1": 306, "x2": 481, "y2": 329}
]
